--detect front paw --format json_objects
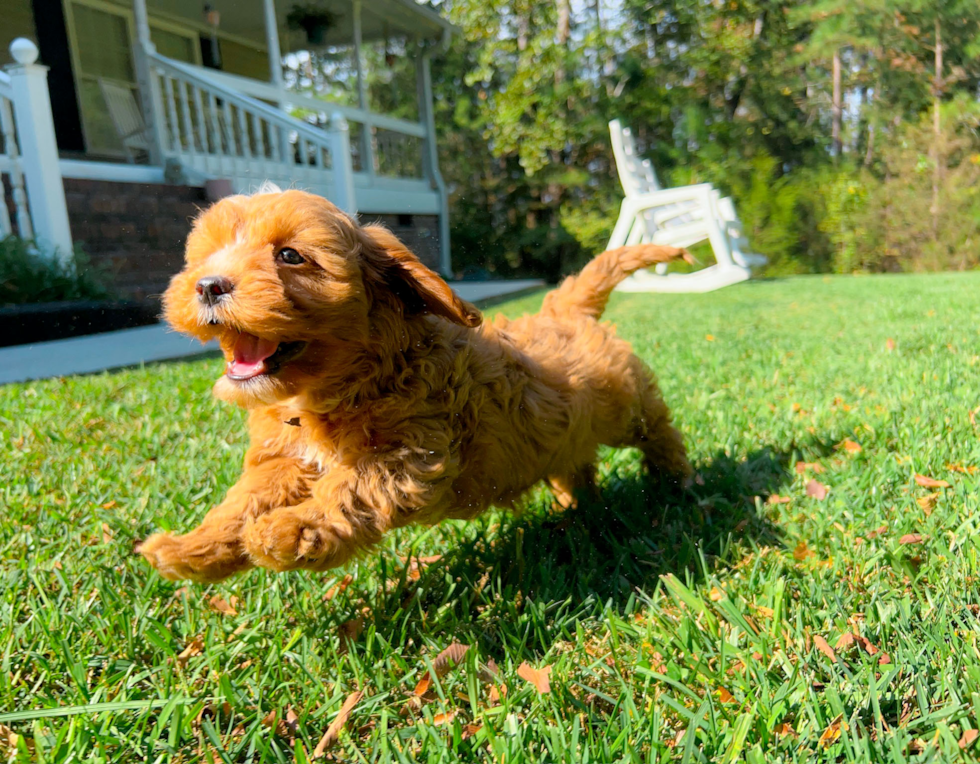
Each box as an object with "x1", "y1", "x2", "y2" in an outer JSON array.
[
  {"x1": 242, "y1": 513, "x2": 343, "y2": 572},
  {"x1": 137, "y1": 532, "x2": 245, "y2": 582}
]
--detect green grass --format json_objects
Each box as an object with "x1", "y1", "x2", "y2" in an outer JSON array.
[{"x1": 4, "y1": 272, "x2": 980, "y2": 762}]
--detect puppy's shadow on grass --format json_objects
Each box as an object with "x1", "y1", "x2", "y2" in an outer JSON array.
[{"x1": 330, "y1": 444, "x2": 827, "y2": 653}]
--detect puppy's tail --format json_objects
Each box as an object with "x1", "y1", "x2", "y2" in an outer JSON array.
[{"x1": 540, "y1": 244, "x2": 691, "y2": 320}]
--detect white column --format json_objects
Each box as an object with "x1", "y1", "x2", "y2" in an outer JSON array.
[
  {"x1": 5, "y1": 39, "x2": 73, "y2": 262},
  {"x1": 132, "y1": 0, "x2": 151, "y2": 45},
  {"x1": 352, "y1": 0, "x2": 374, "y2": 176},
  {"x1": 418, "y1": 52, "x2": 451, "y2": 276},
  {"x1": 262, "y1": 0, "x2": 284, "y2": 88},
  {"x1": 131, "y1": 0, "x2": 164, "y2": 165},
  {"x1": 327, "y1": 113, "x2": 356, "y2": 214}
]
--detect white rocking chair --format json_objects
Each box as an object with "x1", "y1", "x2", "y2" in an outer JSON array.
[
  {"x1": 607, "y1": 119, "x2": 766, "y2": 293},
  {"x1": 98, "y1": 79, "x2": 152, "y2": 163}
]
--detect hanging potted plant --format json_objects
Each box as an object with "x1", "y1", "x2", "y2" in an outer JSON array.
[{"x1": 286, "y1": 4, "x2": 337, "y2": 46}]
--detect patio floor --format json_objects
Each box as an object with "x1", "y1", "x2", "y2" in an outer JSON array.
[{"x1": 0, "y1": 280, "x2": 544, "y2": 384}]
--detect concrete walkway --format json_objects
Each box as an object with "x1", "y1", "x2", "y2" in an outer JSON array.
[{"x1": 0, "y1": 280, "x2": 544, "y2": 385}]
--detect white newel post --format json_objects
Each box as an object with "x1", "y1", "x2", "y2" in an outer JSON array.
[
  {"x1": 5, "y1": 38, "x2": 73, "y2": 262},
  {"x1": 328, "y1": 113, "x2": 356, "y2": 215}
]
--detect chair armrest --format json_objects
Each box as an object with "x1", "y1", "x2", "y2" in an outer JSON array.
[{"x1": 625, "y1": 184, "x2": 717, "y2": 210}]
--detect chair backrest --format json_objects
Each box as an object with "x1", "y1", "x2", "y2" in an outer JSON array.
[
  {"x1": 609, "y1": 119, "x2": 662, "y2": 197},
  {"x1": 98, "y1": 79, "x2": 148, "y2": 149}
]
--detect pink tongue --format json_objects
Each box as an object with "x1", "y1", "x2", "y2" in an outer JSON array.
[{"x1": 228, "y1": 332, "x2": 279, "y2": 379}]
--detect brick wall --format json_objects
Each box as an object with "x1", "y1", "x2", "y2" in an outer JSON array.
[
  {"x1": 364, "y1": 213, "x2": 441, "y2": 271},
  {"x1": 64, "y1": 179, "x2": 205, "y2": 301},
  {"x1": 61, "y1": 179, "x2": 444, "y2": 302}
]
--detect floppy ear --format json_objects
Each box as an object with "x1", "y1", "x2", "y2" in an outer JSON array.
[{"x1": 361, "y1": 224, "x2": 482, "y2": 327}]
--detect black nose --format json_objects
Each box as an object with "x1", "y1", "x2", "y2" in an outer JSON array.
[{"x1": 196, "y1": 276, "x2": 234, "y2": 307}]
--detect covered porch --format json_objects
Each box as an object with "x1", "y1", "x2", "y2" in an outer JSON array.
[{"x1": 2, "y1": 0, "x2": 453, "y2": 274}]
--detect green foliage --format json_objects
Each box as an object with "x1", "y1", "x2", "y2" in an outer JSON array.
[
  {"x1": 427, "y1": 0, "x2": 980, "y2": 276},
  {"x1": 0, "y1": 237, "x2": 111, "y2": 305},
  {"x1": 8, "y1": 274, "x2": 980, "y2": 759}
]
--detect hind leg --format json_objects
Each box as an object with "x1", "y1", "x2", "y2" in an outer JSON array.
[
  {"x1": 548, "y1": 464, "x2": 599, "y2": 510},
  {"x1": 629, "y1": 377, "x2": 691, "y2": 480}
]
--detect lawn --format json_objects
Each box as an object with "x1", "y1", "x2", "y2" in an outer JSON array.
[{"x1": 4, "y1": 272, "x2": 980, "y2": 762}]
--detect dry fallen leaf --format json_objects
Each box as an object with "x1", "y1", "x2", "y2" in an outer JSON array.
[
  {"x1": 836, "y1": 632, "x2": 881, "y2": 658},
  {"x1": 177, "y1": 636, "x2": 204, "y2": 664},
  {"x1": 101, "y1": 523, "x2": 114, "y2": 543},
  {"x1": 767, "y1": 494, "x2": 792, "y2": 505},
  {"x1": 917, "y1": 492, "x2": 939, "y2": 513},
  {"x1": 806, "y1": 480, "x2": 829, "y2": 500},
  {"x1": 754, "y1": 605, "x2": 774, "y2": 618},
  {"x1": 478, "y1": 658, "x2": 500, "y2": 683},
  {"x1": 840, "y1": 439, "x2": 863, "y2": 453},
  {"x1": 517, "y1": 662, "x2": 552, "y2": 693},
  {"x1": 718, "y1": 687, "x2": 736, "y2": 703},
  {"x1": 0, "y1": 722, "x2": 34, "y2": 756},
  {"x1": 432, "y1": 643, "x2": 470, "y2": 676},
  {"x1": 323, "y1": 574, "x2": 354, "y2": 602},
  {"x1": 813, "y1": 635, "x2": 837, "y2": 663},
  {"x1": 885, "y1": 338, "x2": 896, "y2": 351},
  {"x1": 948, "y1": 464, "x2": 978, "y2": 475},
  {"x1": 208, "y1": 595, "x2": 239, "y2": 616},
  {"x1": 914, "y1": 474, "x2": 950, "y2": 489},
  {"x1": 819, "y1": 714, "x2": 845, "y2": 748},
  {"x1": 709, "y1": 586, "x2": 724, "y2": 602},
  {"x1": 705, "y1": 334, "x2": 715, "y2": 341},
  {"x1": 795, "y1": 461, "x2": 825, "y2": 474},
  {"x1": 774, "y1": 722, "x2": 797, "y2": 738},
  {"x1": 878, "y1": 653, "x2": 891, "y2": 665},
  {"x1": 462, "y1": 722, "x2": 483, "y2": 739},
  {"x1": 338, "y1": 618, "x2": 364, "y2": 653},
  {"x1": 102, "y1": 500, "x2": 117, "y2": 510},
  {"x1": 793, "y1": 540, "x2": 814, "y2": 562},
  {"x1": 283, "y1": 708, "x2": 300, "y2": 736},
  {"x1": 313, "y1": 691, "x2": 363, "y2": 757},
  {"x1": 488, "y1": 683, "x2": 506, "y2": 705},
  {"x1": 899, "y1": 534, "x2": 926, "y2": 545},
  {"x1": 414, "y1": 643, "x2": 471, "y2": 696},
  {"x1": 432, "y1": 710, "x2": 459, "y2": 726},
  {"x1": 867, "y1": 524, "x2": 888, "y2": 539},
  {"x1": 960, "y1": 729, "x2": 979, "y2": 749}
]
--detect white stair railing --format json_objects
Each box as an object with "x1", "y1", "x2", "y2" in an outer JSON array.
[
  {"x1": 0, "y1": 72, "x2": 33, "y2": 241},
  {"x1": 147, "y1": 51, "x2": 354, "y2": 207},
  {"x1": 1, "y1": 39, "x2": 73, "y2": 261}
]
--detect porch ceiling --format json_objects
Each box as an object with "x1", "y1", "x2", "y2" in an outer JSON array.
[{"x1": 146, "y1": 0, "x2": 453, "y2": 46}]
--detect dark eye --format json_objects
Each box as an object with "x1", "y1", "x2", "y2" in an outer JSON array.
[{"x1": 277, "y1": 247, "x2": 305, "y2": 265}]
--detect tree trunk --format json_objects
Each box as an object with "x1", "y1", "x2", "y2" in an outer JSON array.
[
  {"x1": 831, "y1": 50, "x2": 842, "y2": 161},
  {"x1": 931, "y1": 18, "x2": 943, "y2": 242},
  {"x1": 557, "y1": 0, "x2": 571, "y2": 46},
  {"x1": 555, "y1": 0, "x2": 570, "y2": 84}
]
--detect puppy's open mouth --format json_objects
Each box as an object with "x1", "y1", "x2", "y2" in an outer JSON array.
[{"x1": 226, "y1": 332, "x2": 307, "y2": 381}]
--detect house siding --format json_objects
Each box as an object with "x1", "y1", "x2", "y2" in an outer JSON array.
[{"x1": 1, "y1": 0, "x2": 37, "y2": 57}]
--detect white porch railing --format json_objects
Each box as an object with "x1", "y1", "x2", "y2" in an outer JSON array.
[
  {"x1": 147, "y1": 52, "x2": 354, "y2": 211},
  {"x1": 0, "y1": 40, "x2": 73, "y2": 260},
  {"x1": 146, "y1": 52, "x2": 434, "y2": 217},
  {"x1": 0, "y1": 72, "x2": 33, "y2": 241}
]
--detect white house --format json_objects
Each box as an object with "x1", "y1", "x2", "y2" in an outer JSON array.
[{"x1": 0, "y1": 0, "x2": 453, "y2": 298}]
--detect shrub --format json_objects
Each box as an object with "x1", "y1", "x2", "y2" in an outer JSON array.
[{"x1": 0, "y1": 237, "x2": 112, "y2": 305}]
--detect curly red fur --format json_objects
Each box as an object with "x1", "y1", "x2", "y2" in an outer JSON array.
[{"x1": 137, "y1": 190, "x2": 690, "y2": 581}]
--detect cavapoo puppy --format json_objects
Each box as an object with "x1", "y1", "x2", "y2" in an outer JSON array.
[{"x1": 138, "y1": 188, "x2": 691, "y2": 582}]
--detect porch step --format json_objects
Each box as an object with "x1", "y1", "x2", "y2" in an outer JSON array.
[{"x1": 0, "y1": 280, "x2": 545, "y2": 384}]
